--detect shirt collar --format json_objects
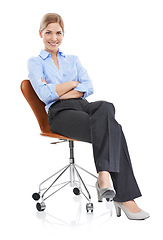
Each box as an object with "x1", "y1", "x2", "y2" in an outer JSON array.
[
  {"x1": 58, "y1": 49, "x2": 66, "y2": 58},
  {"x1": 39, "y1": 49, "x2": 66, "y2": 60}
]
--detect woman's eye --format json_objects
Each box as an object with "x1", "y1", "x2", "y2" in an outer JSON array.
[
  {"x1": 46, "y1": 32, "x2": 51, "y2": 34},
  {"x1": 57, "y1": 32, "x2": 62, "y2": 35}
]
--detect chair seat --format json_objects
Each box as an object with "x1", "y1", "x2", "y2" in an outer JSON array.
[{"x1": 40, "y1": 131, "x2": 77, "y2": 141}]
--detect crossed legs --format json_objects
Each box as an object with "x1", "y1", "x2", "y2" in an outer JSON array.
[{"x1": 48, "y1": 99, "x2": 142, "y2": 212}]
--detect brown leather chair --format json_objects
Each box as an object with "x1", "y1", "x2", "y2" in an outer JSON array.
[{"x1": 21, "y1": 80, "x2": 97, "y2": 212}]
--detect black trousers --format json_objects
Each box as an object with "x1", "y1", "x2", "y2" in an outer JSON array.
[{"x1": 48, "y1": 98, "x2": 142, "y2": 202}]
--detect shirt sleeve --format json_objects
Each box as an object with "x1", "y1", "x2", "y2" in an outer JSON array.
[
  {"x1": 27, "y1": 57, "x2": 59, "y2": 105},
  {"x1": 73, "y1": 56, "x2": 94, "y2": 98}
]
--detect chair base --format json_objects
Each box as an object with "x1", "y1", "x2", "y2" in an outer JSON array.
[{"x1": 32, "y1": 140, "x2": 97, "y2": 213}]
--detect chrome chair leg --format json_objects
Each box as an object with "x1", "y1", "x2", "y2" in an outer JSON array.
[
  {"x1": 32, "y1": 140, "x2": 97, "y2": 213},
  {"x1": 39, "y1": 164, "x2": 70, "y2": 193}
]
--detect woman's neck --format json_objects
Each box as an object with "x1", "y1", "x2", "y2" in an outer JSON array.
[
  {"x1": 44, "y1": 48, "x2": 58, "y2": 59},
  {"x1": 51, "y1": 51, "x2": 58, "y2": 59}
]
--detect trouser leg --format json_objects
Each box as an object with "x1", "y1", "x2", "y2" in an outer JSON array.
[
  {"x1": 110, "y1": 131, "x2": 142, "y2": 202},
  {"x1": 48, "y1": 100, "x2": 91, "y2": 143},
  {"x1": 84, "y1": 101, "x2": 121, "y2": 173},
  {"x1": 83, "y1": 100, "x2": 142, "y2": 201}
]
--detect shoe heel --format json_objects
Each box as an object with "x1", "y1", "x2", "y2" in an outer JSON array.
[
  {"x1": 114, "y1": 204, "x2": 121, "y2": 217},
  {"x1": 97, "y1": 189, "x2": 103, "y2": 202}
]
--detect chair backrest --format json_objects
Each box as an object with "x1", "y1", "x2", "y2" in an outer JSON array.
[{"x1": 20, "y1": 80, "x2": 51, "y2": 134}]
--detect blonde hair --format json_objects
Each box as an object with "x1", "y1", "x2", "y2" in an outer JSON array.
[{"x1": 40, "y1": 13, "x2": 64, "y2": 33}]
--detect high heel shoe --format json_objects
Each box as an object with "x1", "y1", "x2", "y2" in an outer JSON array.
[
  {"x1": 95, "y1": 181, "x2": 116, "y2": 202},
  {"x1": 114, "y1": 201, "x2": 150, "y2": 220}
]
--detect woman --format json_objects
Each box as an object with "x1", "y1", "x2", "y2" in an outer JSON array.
[{"x1": 28, "y1": 13, "x2": 149, "y2": 220}]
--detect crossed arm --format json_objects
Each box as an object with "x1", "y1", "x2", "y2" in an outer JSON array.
[{"x1": 42, "y1": 78, "x2": 84, "y2": 100}]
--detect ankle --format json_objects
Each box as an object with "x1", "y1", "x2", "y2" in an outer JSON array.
[{"x1": 98, "y1": 171, "x2": 111, "y2": 188}]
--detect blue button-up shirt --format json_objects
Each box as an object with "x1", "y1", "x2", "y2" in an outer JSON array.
[{"x1": 27, "y1": 49, "x2": 94, "y2": 113}]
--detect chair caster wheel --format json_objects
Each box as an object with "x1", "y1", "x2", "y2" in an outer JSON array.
[
  {"x1": 86, "y1": 203, "x2": 93, "y2": 213},
  {"x1": 73, "y1": 187, "x2": 81, "y2": 195},
  {"x1": 32, "y1": 193, "x2": 40, "y2": 201},
  {"x1": 36, "y1": 202, "x2": 46, "y2": 211}
]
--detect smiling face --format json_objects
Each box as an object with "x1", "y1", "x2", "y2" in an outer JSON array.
[{"x1": 39, "y1": 22, "x2": 64, "y2": 55}]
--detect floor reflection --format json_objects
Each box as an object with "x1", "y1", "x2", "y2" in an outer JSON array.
[{"x1": 35, "y1": 195, "x2": 113, "y2": 230}]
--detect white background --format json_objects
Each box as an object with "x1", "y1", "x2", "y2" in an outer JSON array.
[{"x1": 1, "y1": 0, "x2": 163, "y2": 239}]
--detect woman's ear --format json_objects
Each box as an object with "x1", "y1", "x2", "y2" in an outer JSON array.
[{"x1": 39, "y1": 30, "x2": 43, "y2": 38}]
